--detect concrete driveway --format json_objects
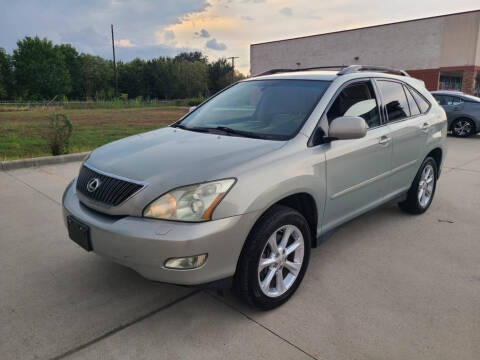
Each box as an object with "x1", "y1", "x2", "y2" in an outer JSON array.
[{"x1": 1, "y1": 136, "x2": 479, "y2": 360}]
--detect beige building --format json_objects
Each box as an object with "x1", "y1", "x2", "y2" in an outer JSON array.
[{"x1": 250, "y1": 10, "x2": 480, "y2": 95}]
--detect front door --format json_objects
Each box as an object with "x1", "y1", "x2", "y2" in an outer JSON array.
[{"x1": 321, "y1": 79, "x2": 392, "y2": 232}]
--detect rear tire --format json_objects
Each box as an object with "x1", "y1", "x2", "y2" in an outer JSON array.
[
  {"x1": 398, "y1": 157, "x2": 437, "y2": 214},
  {"x1": 235, "y1": 205, "x2": 311, "y2": 310},
  {"x1": 451, "y1": 118, "x2": 475, "y2": 137}
]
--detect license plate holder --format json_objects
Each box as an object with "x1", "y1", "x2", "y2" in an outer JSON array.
[{"x1": 67, "y1": 216, "x2": 92, "y2": 251}]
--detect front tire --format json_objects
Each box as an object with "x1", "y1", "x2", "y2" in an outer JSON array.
[
  {"x1": 235, "y1": 205, "x2": 311, "y2": 310},
  {"x1": 398, "y1": 157, "x2": 437, "y2": 214},
  {"x1": 451, "y1": 118, "x2": 475, "y2": 137}
]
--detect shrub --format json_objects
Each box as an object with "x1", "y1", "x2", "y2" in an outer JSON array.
[{"x1": 47, "y1": 113, "x2": 73, "y2": 156}]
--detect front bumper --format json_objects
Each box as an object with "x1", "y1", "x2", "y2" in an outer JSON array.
[{"x1": 62, "y1": 181, "x2": 259, "y2": 285}]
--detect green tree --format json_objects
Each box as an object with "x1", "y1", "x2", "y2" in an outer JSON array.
[
  {"x1": 207, "y1": 58, "x2": 234, "y2": 95},
  {"x1": 55, "y1": 44, "x2": 82, "y2": 99},
  {"x1": 175, "y1": 60, "x2": 208, "y2": 98},
  {"x1": 13, "y1": 36, "x2": 71, "y2": 100},
  {"x1": 79, "y1": 54, "x2": 114, "y2": 100},
  {"x1": 174, "y1": 51, "x2": 207, "y2": 63},
  {"x1": 146, "y1": 57, "x2": 182, "y2": 99},
  {"x1": 118, "y1": 58, "x2": 147, "y2": 99},
  {"x1": 0, "y1": 47, "x2": 14, "y2": 99}
]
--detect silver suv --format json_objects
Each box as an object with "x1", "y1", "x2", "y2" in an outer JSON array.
[{"x1": 63, "y1": 65, "x2": 447, "y2": 309}]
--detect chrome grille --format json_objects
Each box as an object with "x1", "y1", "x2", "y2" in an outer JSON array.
[{"x1": 76, "y1": 165, "x2": 144, "y2": 207}]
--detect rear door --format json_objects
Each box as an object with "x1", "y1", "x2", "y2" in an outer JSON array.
[
  {"x1": 321, "y1": 79, "x2": 392, "y2": 232},
  {"x1": 442, "y1": 95, "x2": 464, "y2": 120},
  {"x1": 375, "y1": 79, "x2": 429, "y2": 195}
]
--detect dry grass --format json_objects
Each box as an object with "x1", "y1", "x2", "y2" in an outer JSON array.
[{"x1": 0, "y1": 107, "x2": 188, "y2": 160}]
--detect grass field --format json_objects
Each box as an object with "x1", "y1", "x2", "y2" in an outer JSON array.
[{"x1": 0, "y1": 107, "x2": 188, "y2": 160}]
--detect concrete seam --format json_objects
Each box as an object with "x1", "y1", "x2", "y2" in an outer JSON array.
[
  {"x1": 445, "y1": 153, "x2": 480, "y2": 173},
  {"x1": 451, "y1": 167, "x2": 480, "y2": 174},
  {"x1": 3, "y1": 171, "x2": 61, "y2": 206},
  {"x1": 208, "y1": 292, "x2": 319, "y2": 360},
  {"x1": 49, "y1": 290, "x2": 200, "y2": 360}
]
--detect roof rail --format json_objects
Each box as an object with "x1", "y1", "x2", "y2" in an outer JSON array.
[
  {"x1": 255, "y1": 65, "x2": 347, "y2": 77},
  {"x1": 338, "y1": 65, "x2": 410, "y2": 76}
]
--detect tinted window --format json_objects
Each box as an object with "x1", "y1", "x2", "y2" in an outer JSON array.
[
  {"x1": 404, "y1": 85, "x2": 420, "y2": 116},
  {"x1": 409, "y1": 87, "x2": 430, "y2": 113},
  {"x1": 178, "y1": 80, "x2": 331, "y2": 140},
  {"x1": 444, "y1": 96, "x2": 463, "y2": 105},
  {"x1": 377, "y1": 80, "x2": 410, "y2": 121},
  {"x1": 327, "y1": 82, "x2": 381, "y2": 128},
  {"x1": 433, "y1": 94, "x2": 446, "y2": 105}
]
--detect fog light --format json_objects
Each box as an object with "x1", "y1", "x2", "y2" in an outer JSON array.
[{"x1": 164, "y1": 254, "x2": 208, "y2": 270}]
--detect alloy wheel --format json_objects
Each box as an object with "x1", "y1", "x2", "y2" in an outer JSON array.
[
  {"x1": 453, "y1": 119, "x2": 472, "y2": 136},
  {"x1": 257, "y1": 224, "x2": 304, "y2": 298},
  {"x1": 418, "y1": 164, "x2": 435, "y2": 208}
]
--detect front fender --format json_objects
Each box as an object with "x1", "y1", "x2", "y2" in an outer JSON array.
[{"x1": 212, "y1": 145, "x2": 327, "y2": 231}]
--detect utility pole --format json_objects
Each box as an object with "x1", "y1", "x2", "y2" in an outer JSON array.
[
  {"x1": 228, "y1": 56, "x2": 239, "y2": 82},
  {"x1": 111, "y1": 24, "x2": 118, "y2": 98}
]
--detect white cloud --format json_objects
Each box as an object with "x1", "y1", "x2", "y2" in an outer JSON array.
[
  {"x1": 164, "y1": 30, "x2": 176, "y2": 41},
  {"x1": 206, "y1": 38, "x2": 227, "y2": 50},
  {"x1": 116, "y1": 39, "x2": 134, "y2": 47},
  {"x1": 196, "y1": 28, "x2": 211, "y2": 38}
]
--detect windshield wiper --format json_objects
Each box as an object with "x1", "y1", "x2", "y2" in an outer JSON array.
[
  {"x1": 172, "y1": 124, "x2": 267, "y2": 139},
  {"x1": 171, "y1": 124, "x2": 212, "y2": 133},
  {"x1": 211, "y1": 126, "x2": 266, "y2": 139}
]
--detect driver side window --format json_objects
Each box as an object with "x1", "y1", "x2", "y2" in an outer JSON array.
[{"x1": 327, "y1": 81, "x2": 381, "y2": 128}]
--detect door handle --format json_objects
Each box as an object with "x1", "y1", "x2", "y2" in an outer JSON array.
[
  {"x1": 453, "y1": 107, "x2": 459, "y2": 111},
  {"x1": 378, "y1": 136, "x2": 391, "y2": 145},
  {"x1": 421, "y1": 122, "x2": 430, "y2": 133}
]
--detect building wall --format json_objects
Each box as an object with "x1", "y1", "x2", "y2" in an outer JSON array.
[
  {"x1": 407, "y1": 69, "x2": 440, "y2": 91},
  {"x1": 439, "y1": 12, "x2": 480, "y2": 67},
  {"x1": 250, "y1": 11, "x2": 480, "y2": 76}
]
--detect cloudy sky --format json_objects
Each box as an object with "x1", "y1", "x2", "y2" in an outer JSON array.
[{"x1": 0, "y1": 0, "x2": 479, "y2": 74}]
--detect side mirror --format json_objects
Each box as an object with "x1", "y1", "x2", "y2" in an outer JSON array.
[
  {"x1": 328, "y1": 116, "x2": 367, "y2": 140},
  {"x1": 189, "y1": 106, "x2": 197, "y2": 113}
]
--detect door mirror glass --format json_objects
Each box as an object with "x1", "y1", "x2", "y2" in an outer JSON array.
[
  {"x1": 328, "y1": 116, "x2": 367, "y2": 140},
  {"x1": 189, "y1": 106, "x2": 197, "y2": 113}
]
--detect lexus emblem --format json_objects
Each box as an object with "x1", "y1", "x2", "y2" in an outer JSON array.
[{"x1": 86, "y1": 178, "x2": 101, "y2": 192}]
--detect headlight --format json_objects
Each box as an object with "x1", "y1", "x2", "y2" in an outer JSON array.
[{"x1": 143, "y1": 179, "x2": 236, "y2": 222}]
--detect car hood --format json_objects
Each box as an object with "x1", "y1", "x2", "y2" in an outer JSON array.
[{"x1": 86, "y1": 127, "x2": 285, "y2": 189}]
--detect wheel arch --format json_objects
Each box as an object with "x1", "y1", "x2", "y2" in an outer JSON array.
[
  {"x1": 246, "y1": 192, "x2": 319, "y2": 248},
  {"x1": 422, "y1": 147, "x2": 443, "y2": 180}
]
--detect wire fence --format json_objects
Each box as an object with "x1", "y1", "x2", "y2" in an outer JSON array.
[{"x1": 0, "y1": 98, "x2": 197, "y2": 111}]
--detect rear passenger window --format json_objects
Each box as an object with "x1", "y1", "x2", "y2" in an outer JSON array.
[
  {"x1": 408, "y1": 87, "x2": 431, "y2": 113},
  {"x1": 404, "y1": 85, "x2": 420, "y2": 116},
  {"x1": 377, "y1": 80, "x2": 410, "y2": 121}
]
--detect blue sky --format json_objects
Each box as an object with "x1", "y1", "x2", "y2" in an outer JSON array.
[{"x1": 1, "y1": 0, "x2": 479, "y2": 74}]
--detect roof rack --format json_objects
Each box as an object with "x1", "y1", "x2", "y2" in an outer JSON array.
[
  {"x1": 255, "y1": 65, "x2": 347, "y2": 77},
  {"x1": 338, "y1": 65, "x2": 410, "y2": 76},
  {"x1": 255, "y1": 64, "x2": 410, "y2": 77}
]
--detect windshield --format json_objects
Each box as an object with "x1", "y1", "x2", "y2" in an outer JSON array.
[{"x1": 176, "y1": 79, "x2": 331, "y2": 140}]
